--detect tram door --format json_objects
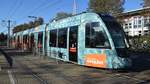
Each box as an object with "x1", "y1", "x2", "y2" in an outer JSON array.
[{"x1": 69, "y1": 26, "x2": 78, "y2": 62}]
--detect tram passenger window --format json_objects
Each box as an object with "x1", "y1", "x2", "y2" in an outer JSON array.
[
  {"x1": 38, "y1": 32, "x2": 43, "y2": 47},
  {"x1": 85, "y1": 22, "x2": 110, "y2": 48},
  {"x1": 58, "y1": 28, "x2": 67, "y2": 48},
  {"x1": 23, "y1": 35, "x2": 28, "y2": 44},
  {"x1": 50, "y1": 30, "x2": 57, "y2": 47}
]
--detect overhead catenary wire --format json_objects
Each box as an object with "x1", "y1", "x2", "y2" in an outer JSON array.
[
  {"x1": 6, "y1": 0, "x2": 18, "y2": 19},
  {"x1": 9, "y1": 0, "x2": 23, "y2": 19},
  {"x1": 17, "y1": 0, "x2": 62, "y2": 20},
  {"x1": 31, "y1": 0, "x2": 62, "y2": 15},
  {"x1": 16, "y1": 0, "x2": 50, "y2": 20},
  {"x1": 32, "y1": 0, "x2": 67, "y2": 19},
  {"x1": 9, "y1": 0, "x2": 72, "y2": 27}
]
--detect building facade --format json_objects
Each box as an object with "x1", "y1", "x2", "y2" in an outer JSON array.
[{"x1": 118, "y1": 7, "x2": 150, "y2": 36}]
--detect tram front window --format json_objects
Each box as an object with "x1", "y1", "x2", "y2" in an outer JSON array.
[
  {"x1": 101, "y1": 15, "x2": 127, "y2": 48},
  {"x1": 105, "y1": 21, "x2": 126, "y2": 48}
]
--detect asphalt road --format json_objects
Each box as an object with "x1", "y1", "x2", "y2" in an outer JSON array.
[{"x1": 0, "y1": 48, "x2": 150, "y2": 84}]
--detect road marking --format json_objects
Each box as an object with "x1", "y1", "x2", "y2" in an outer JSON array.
[{"x1": 8, "y1": 70, "x2": 15, "y2": 84}]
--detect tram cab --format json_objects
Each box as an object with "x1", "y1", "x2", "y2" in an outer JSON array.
[{"x1": 82, "y1": 13, "x2": 131, "y2": 69}]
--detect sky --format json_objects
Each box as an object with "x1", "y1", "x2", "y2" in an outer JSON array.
[{"x1": 0, "y1": 0, "x2": 143, "y2": 33}]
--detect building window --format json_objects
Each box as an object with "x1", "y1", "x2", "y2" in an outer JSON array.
[
  {"x1": 144, "y1": 30, "x2": 149, "y2": 35},
  {"x1": 85, "y1": 22, "x2": 110, "y2": 48},
  {"x1": 138, "y1": 20, "x2": 141, "y2": 24},
  {"x1": 144, "y1": 16, "x2": 150, "y2": 27},
  {"x1": 58, "y1": 28, "x2": 67, "y2": 48},
  {"x1": 134, "y1": 17, "x2": 138, "y2": 28},
  {"x1": 138, "y1": 20, "x2": 142, "y2": 28},
  {"x1": 144, "y1": 30, "x2": 148, "y2": 33},
  {"x1": 134, "y1": 25, "x2": 137, "y2": 28},
  {"x1": 129, "y1": 23, "x2": 132, "y2": 28},
  {"x1": 138, "y1": 25, "x2": 141, "y2": 28},
  {"x1": 125, "y1": 32, "x2": 129, "y2": 35},
  {"x1": 125, "y1": 24, "x2": 128, "y2": 29}
]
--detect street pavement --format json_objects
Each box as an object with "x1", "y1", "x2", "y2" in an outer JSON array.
[{"x1": 0, "y1": 48, "x2": 150, "y2": 84}]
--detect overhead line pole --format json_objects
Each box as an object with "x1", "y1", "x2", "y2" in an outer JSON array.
[
  {"x1": 8, "y1": 20, "x2": 11, "y2": 48},
  {"x1": 73, "y1": 0, "x2": 77, "y2": 15},
  {"x1": 2, "y1": 20, "x2": 13, "y2": 48}
]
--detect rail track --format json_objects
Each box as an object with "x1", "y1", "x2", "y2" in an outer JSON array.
[
  {"x1": 12, "y1": 58, "x2": 49, "y2": 84},
  {"x1": 18, "y1": 55, "x2": 150, "y2": 84}
]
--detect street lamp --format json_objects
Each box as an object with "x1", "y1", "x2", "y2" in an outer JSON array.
[
  {"x1": 28, "y1": 16, "x2": 38, "y2": 55},
  {"x1": 28, "y1": 16, "x2": 38, "y2": 27},
  {"x1": 28, "y1": 16, "x2": 38, "y2": 20}
]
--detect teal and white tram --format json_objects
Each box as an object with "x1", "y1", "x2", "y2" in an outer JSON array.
[{"x1": 12, "y1": 12, "x2": 131, "y2": 69}]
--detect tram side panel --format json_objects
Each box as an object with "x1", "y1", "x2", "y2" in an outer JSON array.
[
  {"x1": 78, "y1": 18, "x2": 108, "y2": 68},
  {"x1": 48, "y1": 27, "x2": 69, "y2": 61}
]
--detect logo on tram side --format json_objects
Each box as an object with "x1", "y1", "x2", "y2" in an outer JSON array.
[{"x1": 85, "y1": 54, "x2": 106, "y2": 68}]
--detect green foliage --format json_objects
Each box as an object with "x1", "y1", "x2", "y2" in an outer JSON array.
[
  {"x1": 0, "y1": 33, "x2": 7, "y2": 41},
  {"x1": 53, "y1": 12, "x2": 72, "y2": 21},
  {"x1": 13, "y1": 17, "x2": 44, "y2": 33},
  {"x1": 89, "y1": 0, "x2": 125, "y2": 15},
  {"x1": 0, "y1": 33, "x2": 7, "y2": 46},
  {"x1": 129, "y1": 34, "x2": 150, "y2": 52}
]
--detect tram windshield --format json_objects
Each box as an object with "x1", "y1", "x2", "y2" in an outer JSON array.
[{"x1": 100, "y1": 14, "x2": 126, "y2": 48}]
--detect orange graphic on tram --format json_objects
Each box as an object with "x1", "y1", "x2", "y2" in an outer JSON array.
[{"x1": 85, "y1": 54, "x2": 107, "y2": 68}]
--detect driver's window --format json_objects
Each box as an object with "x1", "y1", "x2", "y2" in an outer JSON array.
[{"x1": 85, "y1": 22, "x2": 110, "y2": 48}]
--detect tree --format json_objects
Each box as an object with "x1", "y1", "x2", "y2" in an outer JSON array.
[
  {"x1": 89, "y1": 0, "x2": 125, "y2": 16},
  {"x1": 143, "y1": 0, "x2": 150, "y2": 7},
  {"x1": 0, "y1": 33, "x2": 5, "y2": 41},
  {"x1": 13, "y1": 17, "x2": 44, "y2": 33},
  {"x1": 54, "y1": 12, "x2": 72, "y2": 21},
  {"x1": 34, "y1": 17, "x2": 44, "y2": 27}
]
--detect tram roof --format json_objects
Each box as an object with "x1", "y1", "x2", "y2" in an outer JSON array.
[
  {"x1": 22, "y1": 29, "x2": 29, "y2": 35},
  {"x1": 34, "y1": 24, "x2": 46, "y2": 33},
  {"x1": 13, "y1": 12, "x2": 113, "y2": 34},
  {"x1": 15, "y1": 24, "x2": 47, "y2": 35},
  {"x1": 47, "y1": 12, "x2": 101, "y2": 30}
]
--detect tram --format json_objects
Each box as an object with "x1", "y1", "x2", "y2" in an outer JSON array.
[{"x1": 12, "y1": 12, "x2": 131, "y2": 69}]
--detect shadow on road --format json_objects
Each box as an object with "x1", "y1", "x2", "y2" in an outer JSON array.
[
  {"x1": 0, "y1": 48, "x2": 13, "y2": 67},
  {"x1": 129, "y1": 52, "x2": 150, "y2": 72}
]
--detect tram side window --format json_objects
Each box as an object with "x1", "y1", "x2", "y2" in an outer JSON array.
[
  {"x1": 38, "y1": 32, "x2": 43, "y2": 43},
  {"x1": 50, "y1": 29, "x2": 57, "y2": 47},
  {"x1": 38, "y1": 32, "x2": 43, "y2": 47},
  {"x1": 58, "y1": 28, "x2": 67, "y2": 48},
  {"x1": 85, "y1": 22, "x2": 110, "y2": 48},
  {"x1": 23, "y1": 35, "x2": 28, "y2": 44}
]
